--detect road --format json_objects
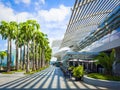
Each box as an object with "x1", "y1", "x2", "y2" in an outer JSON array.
[{"x1": 0, "y1": 66, "x2": 108, "y2": 90}]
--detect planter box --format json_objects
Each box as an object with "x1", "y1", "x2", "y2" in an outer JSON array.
[{"x1": 83, "y1": 75, "x2": 120, "y2": 89}]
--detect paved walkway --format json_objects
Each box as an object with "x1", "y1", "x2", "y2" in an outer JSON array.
[{"x1": 0, "y1": 66, "x2": 108, "y2": 90}]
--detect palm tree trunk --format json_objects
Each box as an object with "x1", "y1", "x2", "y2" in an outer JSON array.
[
  {"x1": 41, "y1": 48, "x2": 45, "y2": 68},
  {"x1": 36, "y1": 45, "x2": 38, "y2": 70},
  {"x1": 32, "y1": 41, "x2": 36, "y2": 71},
  {"x1": 22, "y1": 44, "x2": 26, "y2": 70},
  {"x1": 7, "y1": 38, "x2": 11, "y2": 72},
  {"x1": 42, "y1": 49, "x2": 45, "y2": 67},
  {"x1": 20, "y1": 47, "x2": 22, "y2": 69},
  {"x1": 10, "y1": 39, "x2": 12, "y2": 66},
  {"x1": 38, "y1": 47, "x2": 41, "y2": 69},
  {"x1": 41, "y1": 48, "x2": 43, "y2": 68},
  {"x1": 35, "y1": 45, "x2": 37, "y2": 70},
  {"x1": 16, "y1": 42, "x2": 19, "y2": 70},
  {"x1": 26, "y1": 43, "x2": 30, "y2": 73}
]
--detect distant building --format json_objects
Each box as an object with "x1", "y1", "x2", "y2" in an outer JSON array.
[
  {"x1": 1, "y1": 48, "x2": 23, "y2": 67},
  {"x1": 1, "y1": 49, "x2": 16, "y2": 67}
]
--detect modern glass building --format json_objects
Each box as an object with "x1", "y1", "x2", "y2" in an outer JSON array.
[
  {"x1": 60, "y1": 0, "x2": 120, "y2": 51},
  {"x1": 1, "y1": 49, "x2": 16, "y2": 67},
  {"x1": 54, "y1": 0, "x2": 120, "y2": 75}
]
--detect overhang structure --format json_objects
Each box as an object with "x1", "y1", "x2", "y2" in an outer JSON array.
[{"x1": 60, "y1": 0, "x2": 120, "y2": 51}]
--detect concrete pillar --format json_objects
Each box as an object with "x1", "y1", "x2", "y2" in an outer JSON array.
[{"x1": 87, "y1": 62, "x2": 89, "y2": 70}]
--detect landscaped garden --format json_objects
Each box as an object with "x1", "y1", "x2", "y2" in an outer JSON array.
[
  {"x1": 87, "y1": 73, "x2": 120, "y2": 81},
  {"x1": 60, "y1": 49, "x2": 120, "y2": 82},
  {"x1": 86, "y1": 49, "x2": 120, "y2": 81}
]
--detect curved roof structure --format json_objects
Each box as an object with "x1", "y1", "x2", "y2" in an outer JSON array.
[
  {"x1": 60, "y1": 0, "x2": 120, "y2": 50},
  {"x1": 53, "y1": 47, "x2": 70, "y2": 58},
  {"x1": 62, "y1": 51, "x2": 99, "y2": 61}
]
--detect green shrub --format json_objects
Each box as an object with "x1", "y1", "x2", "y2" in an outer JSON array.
[
  {"x1": 73, "y1": 65, "x2": 84, "y2": 78},
  {"x1": 94, "y1": 49, "x2": 115, "y2": 75}
]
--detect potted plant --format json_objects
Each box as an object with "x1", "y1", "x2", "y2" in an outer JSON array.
[{"x1": 73, "y1": 65, "x2": 84, "y2": 81}]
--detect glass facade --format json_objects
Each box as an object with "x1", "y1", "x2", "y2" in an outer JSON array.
[{"x1": 79, "y1": 5, "x2": 120, "y2": 52}]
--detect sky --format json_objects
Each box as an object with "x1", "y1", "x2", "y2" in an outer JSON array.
[{"x1": 0, "y1": 0, "x2": 75, "y2": 51}]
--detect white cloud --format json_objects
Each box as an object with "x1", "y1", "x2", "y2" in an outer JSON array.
[
  {"x1": 0, "y1": 2, "x2": 72, "y2": 50},
  {"x1": 0, "y1": 2, "x2": 34, "y2": 50},
  {"x1": 0, "y1": 2, "x2": 15, "y2": 21},
  {"x1": 41, "y1": 0, "x2": 45, "y2": 4},
  {"x1": 37, "y1": 5, "x2": 71, "y2": 48},
  {"x1": 15, "y1": 12, "x2": 33, "y2": 22},
  {"x1": 38, "y1": 5, "x2": 71, "y2": 22},
  {"x1": 0, "y1": 2, "x2": 34, "y2": 22},
  {"x1": 15, "y1": 0, "x2": 31, "y2": 5}
]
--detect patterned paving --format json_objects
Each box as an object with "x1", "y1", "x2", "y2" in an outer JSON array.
[{"x1": 0, "y1": 66, "x2": 108, "y2": 90}]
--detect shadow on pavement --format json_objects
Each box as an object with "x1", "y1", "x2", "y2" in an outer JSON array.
[{"x1": 0, "y1": 66, "x2": 108, "y2": 90}]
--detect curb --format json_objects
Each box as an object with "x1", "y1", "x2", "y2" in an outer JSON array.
[{"x1": 83, "y1": 75, "x2": 120, "y2": 89}]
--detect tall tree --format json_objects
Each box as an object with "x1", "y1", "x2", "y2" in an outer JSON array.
[
  {"x1": 17, "y1": 38, "x2": 24, "y2": 69},
  {"x1": 32, "y1": 28, "x2": 40, "y2": 70},
  {"x1": 13, "y1": 22, "x2": 20, "y2": 71},
  {"x1": 0, "y1": 21, "x2": 17, "y2": 72},
  {"x1": 45, "y1": 46, "x2": 52, "y2": 66},
  {"x1": 42, "y1": 34, "x2": 49, "y2": 67},
  {"x1": 33, "y1": 31, "x2": 43, "y2": 70},
  {"x1": 19, "y1": 22, "x2": 27, "y2": 70},
  {"x1": 20, "y1": 20, "x2": 40, "y2": 72},
  {"x1": 0, "y1": 20, "x2": 51, "y2": 72},
  {"x1": 40, "y1": 33, "x2": 46, "y2": 68}
]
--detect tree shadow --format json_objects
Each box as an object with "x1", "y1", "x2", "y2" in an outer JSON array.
[{"x1": 0, "y1": 66, "x2": 108, "y2": 90}]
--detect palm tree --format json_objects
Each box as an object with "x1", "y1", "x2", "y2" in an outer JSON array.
[
  {"x1": 0, "y1": 21, "x2": 17, "y2": 72},
  {"x1": 0, "y1": 51, "x2": 7, "y2": 70},
  {"x1": 45, "y1": 46, "x2": 52, "y2": 66},
  {"x1": 17, "y1": 38, "x2": 24, "y2": 69},
  {"x1": 38, "y1": 46, "x2": 42, "y2": 69},
  {"x1": 39, "y1": 33, "x2": 46, "y2": 68},
  {"x1": 0, "y1": 20, "x2": 51, "y2": 72},
  {"x1": 13, "y1": 22, "x2": 20, "y2": 71},
  {"x1": 41, "y1": 34, "x2": 49, "y2": 67},
  {"x1": 34, "y1": 31, "x2": 43, "y2": 70},
  {"x1": 32, "y1": 29, "x2": 40, "y2": 71},
  {"x1": 19, "y1": 22, "x2": 30, "y2": 71},
  {"x1": 20, "y1": 20, "x2": 40, "y2": 72},
  {"x1": 94, "y1": 49, "x2": 115, "y2": 75}
]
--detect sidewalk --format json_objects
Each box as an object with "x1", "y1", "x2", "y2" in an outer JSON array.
[{"x1": 0, "y1": 66, "x2": 108, "y2": 90}]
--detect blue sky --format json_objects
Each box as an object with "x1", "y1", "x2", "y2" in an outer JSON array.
[{"x1": 0, "y1": 0, "x2": 75, "y2": 50}]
